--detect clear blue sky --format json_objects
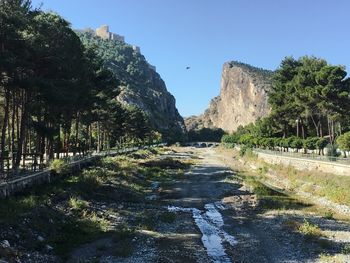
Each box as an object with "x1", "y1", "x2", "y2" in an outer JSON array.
[{"x1": 31, "y1": 0, "x2": 350, "y2": 117}]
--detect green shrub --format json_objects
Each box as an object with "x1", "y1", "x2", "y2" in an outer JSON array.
[
  {"x1": 342, "y1": 243, "x2": 350, "y2": 254},
  {"x1": 239, "y1": 145, "x2": 255, "y2": 158},
  {"x1": 326, "y1": 143, "x2": 340, "y2": 161},
  {"x1": 50, "y1": 159, "x2": 70, "y2": 174},
  {"x1": 337, "y1": 132, "x2": 350, "y2": 156},
  {"x1": 303, "y1": 137, "x2": 319, "y2": 151},
  {"x1": 298, "y1": 219, "x2": 322, "y2": 239},
  {"x1": 290, "y1": 136, "x2": 303, "y2": 151},
  {"x1": 78, "y1": 169, "x2": 104, "y2": 192},
  {"x1": 238, "y1": 134, "x2": 255, "y2": 147},
  {"x1": 316, "y1": 138, "x2": 328, "y2": 155},
  {"x1": 68, "y1": 196, "x2": 89, "y2": 211},
  {"x1": 221, "y1": 134, "x2": 240, "y2": 144},
  {"x1": 323, "y1": 210, "x2": 334, "y2": 220}
]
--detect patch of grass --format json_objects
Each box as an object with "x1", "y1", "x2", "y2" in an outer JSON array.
[
  {"x1": 50, "y1": 159, "x2": 70, "y2": 175},
  {"x1": 77, "y1": 168, "x2": 105, "y2": 193},
  {"x1": 88, "y1": 212, "x2": 110, "y2": 232},
  {"x1": 272, "y1": 162, "x2": 350, "y2": 207},
  {"x1": 0, "y1": 195, "x2": 47, "y2": 223},
  {"x1": 100, "y1": 157, "x2": 119, "y2": 171},
  {"x1": 159, "y1": 211, "x2": 176, "y2": 223},
  {"x1": 323, "y1": 210, "x2": 334, "y2": 220},
  {"x1": 342, "y1": 243, "x2": 350, "y2": 254},
  {"x1": 50, "y1": 216, "x2": 107, "y2": 257},
  {"x1": 319, "y1": 253, "x2": 346, "y2": 263},
  {"x1": 298, "y1": 219, "x2": 323, "y2": 239},
  {"x1": 68, "y1": 196, "x2": 89, "y2": 211},
  {"x1": 142, "y1": 158, "x2": 189, "y2": 170}
]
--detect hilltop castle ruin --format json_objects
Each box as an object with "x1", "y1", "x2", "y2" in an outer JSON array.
[{"x1": 78, "y1": 25, "x2": 156, "y2": 71}]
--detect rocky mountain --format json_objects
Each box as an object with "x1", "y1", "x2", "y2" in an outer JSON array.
[
  {"x1": 186, "y1": 61, "x2": 273, "y2": 133},
  {"x1": 78, "y1": 31, "x2": 186, "y2": 141}
]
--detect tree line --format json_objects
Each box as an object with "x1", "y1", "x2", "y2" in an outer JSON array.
[
  {"x1": 222, "y1": 56, "x2": 350, "y2": 156},
  {"x1": 0, "y1": 0, "x2": 159, "y2": 175}
]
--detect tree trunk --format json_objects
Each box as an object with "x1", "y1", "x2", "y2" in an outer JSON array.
[
  {"x1": 300, "y1": 118, "x2": 305, "y2": 139},
  {"x1": 15, "y1": 90, "x2": 28, "y2": 171},
  {"x1": 0, "y1": 89, "x2": 10, "y2": 173},
  {"x1": 97, "y1": 121, "x2": 100, "y2": 153},
  {"x1": 74, "y1": 114, "x2": 79, "y2": 156}
]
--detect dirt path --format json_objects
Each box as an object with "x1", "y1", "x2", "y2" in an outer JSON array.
[{"x1": 154, "y1": 147, "x2": 350, "y2": 263}]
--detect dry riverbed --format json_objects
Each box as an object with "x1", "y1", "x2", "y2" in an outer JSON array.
[{"x1": 0, "y1": 146, "x2": 349, "y2": 262}]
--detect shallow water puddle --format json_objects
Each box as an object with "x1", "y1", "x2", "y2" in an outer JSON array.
[{"x1": 168, "y1": 202, "x2": 236, "y2": 263}]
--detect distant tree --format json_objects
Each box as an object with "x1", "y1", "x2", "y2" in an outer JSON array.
[{"x1": 336, "y1": 132, "x2": 350, "y2": 157}]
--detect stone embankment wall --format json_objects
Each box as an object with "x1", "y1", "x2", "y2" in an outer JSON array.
[{"x1": 256, "y1": 152, "x2": 350, "y2": 176}]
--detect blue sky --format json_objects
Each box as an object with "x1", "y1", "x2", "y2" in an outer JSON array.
[{"x1": 31, "y1": 0, "x2": 350, "y2": 117}]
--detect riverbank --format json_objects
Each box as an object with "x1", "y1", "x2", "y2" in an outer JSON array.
[{"x1": 1, "y1": 146, "x2": 349, "y2": 263}]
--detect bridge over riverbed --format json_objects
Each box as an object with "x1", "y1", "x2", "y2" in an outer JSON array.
[{"x1": 184, "y1": 142, "x2": 220, "y2": 148}]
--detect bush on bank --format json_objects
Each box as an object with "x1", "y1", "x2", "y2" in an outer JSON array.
[{"x1": 222, "y1": 134, "x2": 345, "y2": 157}]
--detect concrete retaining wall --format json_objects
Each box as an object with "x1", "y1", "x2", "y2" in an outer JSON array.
[
  {"x1": 256, "y1": 152, "x2": 350, "y2": 176},
  {"x1": 0, "y1": 144, "x2": 165, "y2": 198}
]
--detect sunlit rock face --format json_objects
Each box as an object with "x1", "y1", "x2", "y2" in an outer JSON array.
[{"x1": 186, "y1": 61, "x2": 272, "y2": 133}]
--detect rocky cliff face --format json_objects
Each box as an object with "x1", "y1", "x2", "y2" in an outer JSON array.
[
  {"x1": 78, "y1": 32, "x2": 186, "y2": 141},
  {"x1": 186, "y1": 61, "x2": 272, "y2": 133},
  {"x1": 116, "y1": 69, "x2": 186, "y2": 140}
]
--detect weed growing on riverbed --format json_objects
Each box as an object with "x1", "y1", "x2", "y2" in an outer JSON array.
[
  {"x1": 323, "y1": 210, "x2": 334, "y2": 220},
  {"x1": 68, "y1": 196, "x2": 89, "y2": 211},
  {"x1": 298, "y1": 219, "x2": 323, "y2": 239},
  {"x1": 50, "y1": 159, "x2": 70, "y2": 175}
]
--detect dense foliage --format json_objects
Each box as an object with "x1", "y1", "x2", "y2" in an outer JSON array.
[
  {"x1": 188, "y1": 128, "x2": 226, "y2": 142},
  {"x1": 222, "y1": 56, "x2": 350, "y2": 156},
  {"x1": 0, "y1": 0, "x2": 159, "y2": 174},
  {"x1": 269, "y1": 56, "x2": 350, "y2": 140}
]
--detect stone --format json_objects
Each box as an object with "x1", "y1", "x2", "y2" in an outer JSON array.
[
  {"x1": 37, "y1": 236, "x2": 45, "y2": 242},
  {"x1": 145, "y1": 194, "x2": 158, "y2": 201},
  {"x1": 45, "y1": 245, "x2": 54, "y2": 251},
  {"x1": 151, "y1": 181, "x2": 160, "y2": 190},
  {"x1": 0, "y1": 240, "x2": 10, "y2": 248},
  {"x1": 185, "y1": 61, "x2": 272, "y2": 133}
]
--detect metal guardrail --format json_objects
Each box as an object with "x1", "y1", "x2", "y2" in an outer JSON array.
[{"x1": 253, "y1": 148, "x2": 350, "y2": 165}]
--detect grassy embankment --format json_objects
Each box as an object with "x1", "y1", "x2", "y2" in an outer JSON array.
[
  {"x1": 219, "y1": 146, "x2": 350, "y2": 216},
  {"x1": 0, "y1": 147, "x2": 189, "y2": 261},
  {"x1": 219, "y1": 146, "x2": 350, "y2": 261}
]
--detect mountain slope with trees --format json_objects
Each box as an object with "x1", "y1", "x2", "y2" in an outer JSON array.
[{"x1": 78, "y1": 32, "x2": 186, "y2": 142}]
